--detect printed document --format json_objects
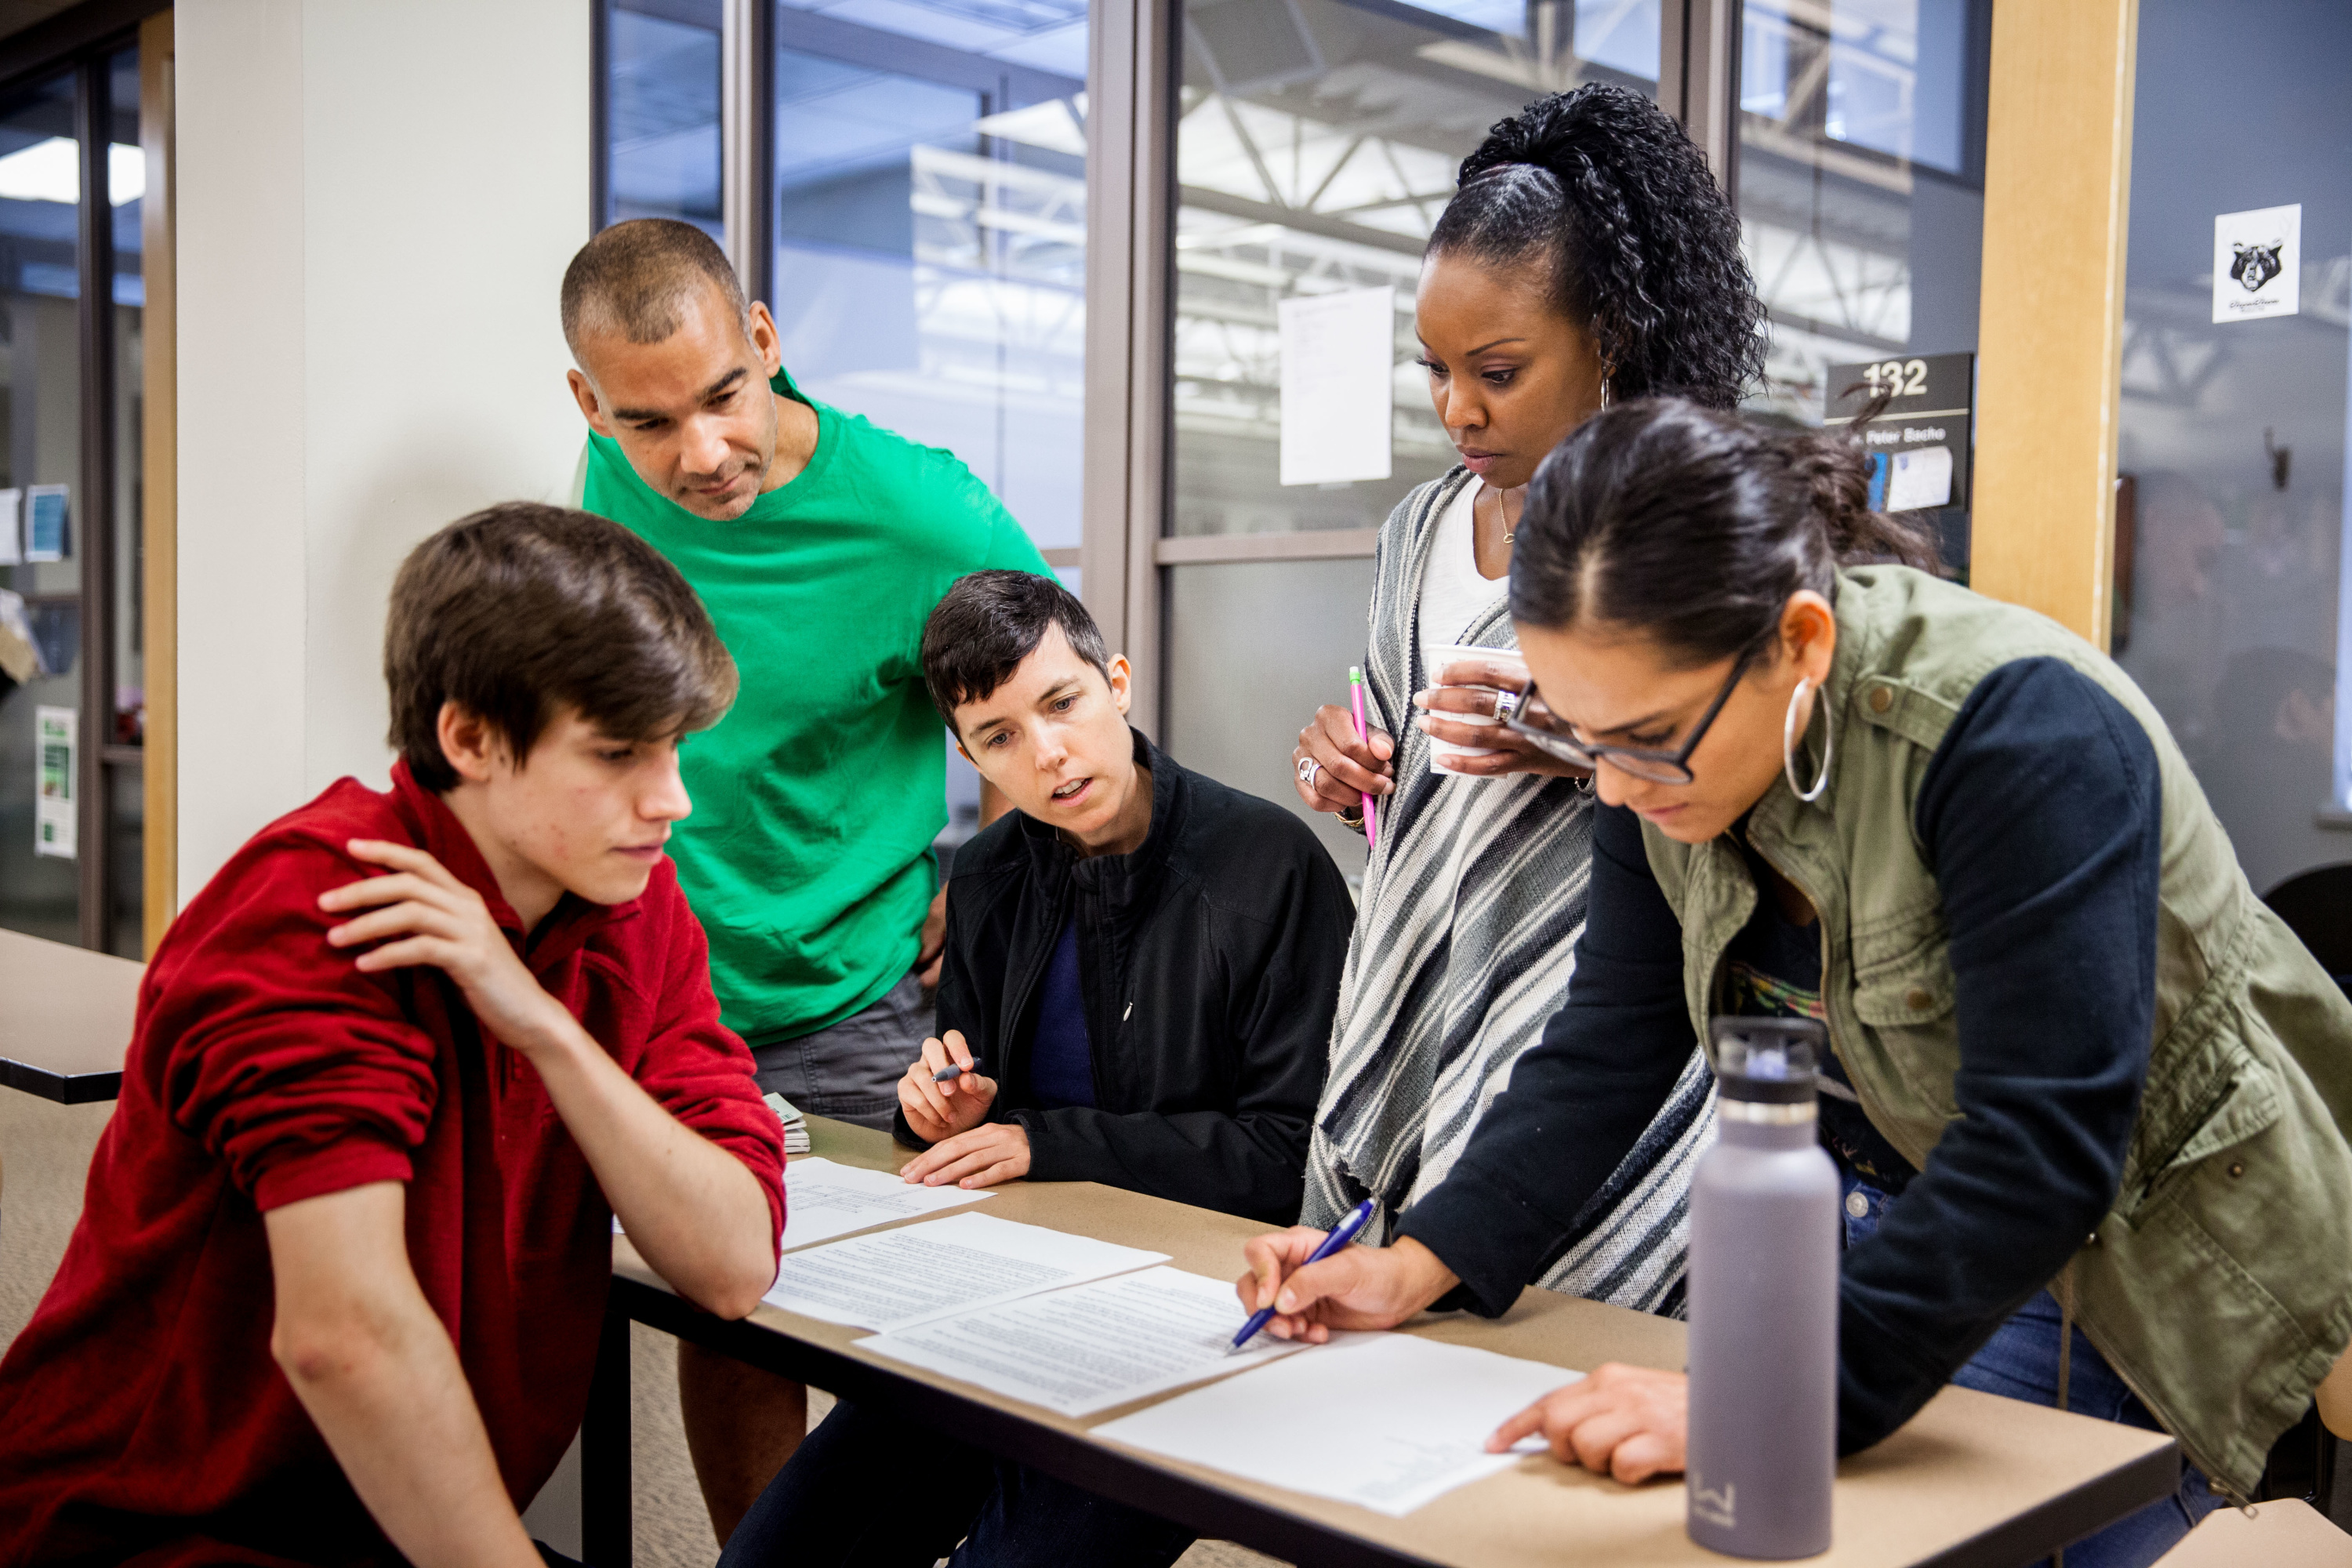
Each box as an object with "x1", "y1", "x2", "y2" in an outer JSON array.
[
  {"x1": 858, "y1": 1266, "x2": 1307, "y2": 1416},
  {"x1": 778, "y1": 1157, "x2": 990, "y2": 1250},
  {"x1": 1095, "y1": 1332, "x2": 1584, "y2": 1516},
  {"x1": 760, "y1": 1211, "x2": 1167, "y2": 1331}
]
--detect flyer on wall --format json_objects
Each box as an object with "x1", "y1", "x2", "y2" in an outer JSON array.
[{"x1": 35, "y1": 704, "x2": 74, "y2": 859}]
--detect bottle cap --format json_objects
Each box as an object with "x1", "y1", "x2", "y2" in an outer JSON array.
[{"x1": 1708, "y1": 1016, "x2": 1824, "y2": 1105}]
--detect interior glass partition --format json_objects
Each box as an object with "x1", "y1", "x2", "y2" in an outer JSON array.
[
  {"x1": 603, "y1": 0, "x2": 725, "y2": 243},
  {"x1": 1734, "y1": 0, "x2": 1989, "y2": 568},
  {"x1": 0, "y1": 41, "x2": 142, "y2": 954},
  {"x1": 2114, "y1": 0, "x2": 2352, "y2": 898},
  {"x1": 1169, "y1": 0, "x2": 1661, "y2": 541},
  {"x1": 0, "y1": 70, "x2": 85, "y2": 946},
  {"x1": 769, "y1": 0, "x2": 1089, "y2": 555}
]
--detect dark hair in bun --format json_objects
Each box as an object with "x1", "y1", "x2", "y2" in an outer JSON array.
[
  {"x1": 1510, "y1": 399, "x2": 1940, "y2": 666},
  {"x1": 1429, "y1": 84, "x2": 1766, "y2": 410}
]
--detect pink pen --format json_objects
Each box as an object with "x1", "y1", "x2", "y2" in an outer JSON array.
[{"x1": 1347, "y1": 666, "x2": 1380, "y2": 850}]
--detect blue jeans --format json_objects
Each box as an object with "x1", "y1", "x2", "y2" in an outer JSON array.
[
  {"x1": 717, "y1": 1399, "x2": 1196, "y2": 1568},
  {"x1": 1841, "y1": 1175, "x2": 2223, "y2": 1567}
]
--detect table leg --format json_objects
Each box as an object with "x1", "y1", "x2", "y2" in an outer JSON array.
[{"x1": 583, "y1": 1295, "x2": 633, "y2": 1567}]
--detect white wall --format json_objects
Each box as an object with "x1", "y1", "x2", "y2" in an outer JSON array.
[{"x1": 176, "y1": 0, "x2": 590, "y2": 897}]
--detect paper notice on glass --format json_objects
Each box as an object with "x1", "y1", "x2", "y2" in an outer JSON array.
[
  {"x1": 778, "y1": 1156, "x2": 992, "y2": 1250},
  {"x1": 34, "y1": 705, "x2": 74, "y2": 859},
  {"x1": 24, "y1": 485, "x2": 67, "y2": 563},
  {"x1": 1279, "y1": 285, "x2": 1395, "y2": 487},
  {"x1": 1096, "y1": 1332, "x2": 1584, "y2": 1517},
  {"x1": 0, "y1": 489, "x2": 20, "y2": 565},
  {"x1": 857, "y1": 1266, "x2": 1308, "y2": 1417},
  {"x1": 2213, "y1": 204, "x2": 2300, "y2": 325},
  {"x1": 761, "y1": 1211, "x2": 1168, "y2": 1332},
  {"x1": 1884, "y1": 445, "x2": 1954, "y2": 511}
]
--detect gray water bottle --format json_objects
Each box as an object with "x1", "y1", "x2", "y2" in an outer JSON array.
[{"x1": 1686, "y1": 1016, "x2": 1841, "y2": 1559}]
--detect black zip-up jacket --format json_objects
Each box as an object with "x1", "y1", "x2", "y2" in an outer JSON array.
[{"x1": 895, "y1": 730, "x2": 1352, "y2": 1224}]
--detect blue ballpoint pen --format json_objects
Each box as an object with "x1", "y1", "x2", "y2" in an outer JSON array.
[{"x1": 1230, "y1": 1197, "x2": 1377, "y2": 1352}]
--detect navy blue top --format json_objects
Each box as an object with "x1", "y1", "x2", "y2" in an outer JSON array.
[
  {"x1": 1396, "y1": 657, "x2": 2164, "y2": 1456},
  {"x1": 1025, "y1": 914, "x2": 1096, "y2": 1110}
]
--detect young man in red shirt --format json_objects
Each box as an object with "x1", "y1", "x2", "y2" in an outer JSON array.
[{"x1": 0, "y1": 503, "x2": 787, "y2": 1567}]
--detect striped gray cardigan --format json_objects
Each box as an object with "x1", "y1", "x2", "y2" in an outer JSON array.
[{"x1": 1301, "y1": 467, "x2": 1717, "y2": 1316}]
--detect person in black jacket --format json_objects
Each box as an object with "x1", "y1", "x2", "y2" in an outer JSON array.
[{"x1": 718, "y1": 570, "x2": 1351, "y2": 1568}]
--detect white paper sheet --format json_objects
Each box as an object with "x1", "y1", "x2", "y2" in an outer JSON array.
[
  {"x1": 1279, "y1": 285, "x2": 1395, "y2": 486},
  {"x1": 857, "y1": 1266, "x2": 1308, "y2": 1417},
  {"x1": 1095, "y1": 1332, "x2": 1583, "y2": 1517},
  {"x1": 777, "y1": 1156, "x2": 991, "y2": 1250},
  {"x1": 760, "y1": 1211, "x2": 1168, "y2": 1331}
]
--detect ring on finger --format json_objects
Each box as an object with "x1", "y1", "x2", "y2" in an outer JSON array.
[{"x1": 1297, "y1": 756, "x2": 1321, "y2": 788}]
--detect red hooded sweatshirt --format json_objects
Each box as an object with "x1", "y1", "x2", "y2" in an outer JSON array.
[{"x1": 0, "y1": 763, "x2": 786, "y2": 1566}]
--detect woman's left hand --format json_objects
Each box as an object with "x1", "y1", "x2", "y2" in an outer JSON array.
[
  {"x1": 1414, "y1": 654, "x2": 1591, "y2": 782},
  {"x1": 1486, "y1": 1363, "x2": 1689, "y2": 1484}
]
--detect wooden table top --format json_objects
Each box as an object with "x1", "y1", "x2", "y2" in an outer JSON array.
[
  {"x1": 0, "y1": 929, "x2": 139, "y2": 1103},
  {"x1": 613, "y1": 1116, "x2": 2177, "y2": 1568}
]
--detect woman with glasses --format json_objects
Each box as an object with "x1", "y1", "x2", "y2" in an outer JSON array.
[
  {"x1": 1246, "y1": 399, "x2": 2352, "y2": 1566},
  {"x1": 1287, "y1": 83, "x2": 1763, "y2": 1314}
]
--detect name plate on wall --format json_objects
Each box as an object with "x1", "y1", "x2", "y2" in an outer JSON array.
[{"x1": 1825, "y1": 353, "x2": 1975, "y2": 514}]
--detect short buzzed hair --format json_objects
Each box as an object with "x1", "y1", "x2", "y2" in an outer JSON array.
[
  {"x1": 920, "y1": 572, "x2": 1112, "y2": 733},
  {"x1": 561, "y1": 218, "x2": 751, "y2": 361},
  {"x1": 386, "y1": 503, "x2": 738, "y2": 790}
]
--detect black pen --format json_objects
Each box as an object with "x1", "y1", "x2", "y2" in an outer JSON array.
[{"x1": 932, "y1": 1063, "x2": 966, "y2": 1083}]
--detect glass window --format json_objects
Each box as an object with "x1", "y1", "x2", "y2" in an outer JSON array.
[
  {"x1": 604, "y1": 1, "x2": 724, "y2": 242},
  {"x1": 1172, "y1": 0, "x2": 1661, "y2": 539},
  {"x1": 1161, "y1": 557, "x2": 1379, "y2": 863},
  {"x1": 0, "y1": 69, "x2": 86, "y2": 945},
  {"x1": 2113, "y1": 0, "x2": 2352, "y2": 898},
  {"x1": 107, "y1": 42, "x2": 142, "y2": 957},
  {"x1": 1736, "y1": 0, "x2": 1987, "y2": 568},
  {"x1": 770, "y1": 1, "x2": 1088, "y2": 550}
]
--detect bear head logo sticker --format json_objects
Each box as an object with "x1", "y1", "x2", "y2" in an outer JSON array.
[{"x1": 2231, "y1": 241, "x2": 2285, "y2": 294}]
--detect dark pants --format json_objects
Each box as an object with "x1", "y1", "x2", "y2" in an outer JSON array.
[
  {"x1": 716, "y1": 1399, "x2": 1196, "y2": 1568},
  {"x1": 749, "y1": 972, "x2": 932, "y2": 1132}
]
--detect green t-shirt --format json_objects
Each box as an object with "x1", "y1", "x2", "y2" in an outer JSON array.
[{"x1": 579, "y1": 368, "x2": 1049, "y2": 1044}]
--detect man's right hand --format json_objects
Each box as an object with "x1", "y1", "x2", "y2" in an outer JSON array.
[
  {"x1": 1293, "y1": 704, "x2": 1395, "y2": 816},
  {"x1": 898, "y1": 1028, "x2": 998, "y2": 1144},
  {"x1": 1235, "y1": 1229, "x2": 1460, "y2": 1342}
]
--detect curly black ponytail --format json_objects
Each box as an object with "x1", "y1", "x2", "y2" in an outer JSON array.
[
  {"x1": 1510, "y1": 400, "x2": 1939, "y2": 667},
  {"x1": 1428, "y1": 84, "x2": 1766, "y2": 409}
]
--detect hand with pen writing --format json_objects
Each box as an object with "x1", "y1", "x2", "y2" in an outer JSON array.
[
  {"x1": 1237, "y1": 1225, "x2": 1686, "y2": 1483},
  {"x1": 896, "y1": 1029, "x2": 1031, "y2": 1190}
]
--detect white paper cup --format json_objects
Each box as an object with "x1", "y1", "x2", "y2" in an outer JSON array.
[{"x1": 1425, "y1": 644, "x2": 1524, "y2": 775}]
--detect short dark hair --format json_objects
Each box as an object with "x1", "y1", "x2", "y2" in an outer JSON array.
[
  {"x1": 561, "y1": 218, "x2": 750, "y2": 360},
  {"x1": 1428, "y1": 84, "x2": 1766, "y2": 408},
  {"x1": 920, "y1": 571, "x2": 1110, "y2": 733},
  {"x1": 385, "y1": 503, "x2": 738, "y2": 789}
]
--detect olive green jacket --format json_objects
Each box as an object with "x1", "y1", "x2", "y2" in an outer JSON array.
[{"x1": 1642, "y1": 565, "x2": 2352, "y2": 1499}]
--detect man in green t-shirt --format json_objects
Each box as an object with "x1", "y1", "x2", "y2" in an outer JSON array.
[{"x1": 561, "y1": 218, "x2": 1047, "y2": 1535}]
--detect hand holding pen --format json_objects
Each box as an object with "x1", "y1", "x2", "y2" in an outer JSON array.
[
  {"x1": 1290, "y1": 688, "x2": 1395, "y2": 826},
  {"x1": 897, "y1": 1029, "x2": 996, "y2": 1145}
]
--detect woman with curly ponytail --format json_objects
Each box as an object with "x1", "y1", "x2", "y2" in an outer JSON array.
[
  {"x1": 1289, "y1": 84, "x2": 1762, "y2": 1317},
  {"x1": 1250, "y1": 401, "x2": 2352, "y2": 1566}
]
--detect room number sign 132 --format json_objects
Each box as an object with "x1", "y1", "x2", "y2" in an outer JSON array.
[{"x1": 1858, "y1": 358, "x2": 1930, "y2": 398}]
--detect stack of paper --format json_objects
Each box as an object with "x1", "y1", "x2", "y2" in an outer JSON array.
[
  {"x1": 1096, "y1": 1333, "x2": 1584, "y2": 1516},
  {"x1": 765, "y1": 1091, "x2": 811, "y2": 1154},
  {"x1": 761, "y1": 1212, "x2": 1167, "y2": 1332},
  {"x1": 858, "y1": 1265, "x2": 1305, "y2": 1416}
]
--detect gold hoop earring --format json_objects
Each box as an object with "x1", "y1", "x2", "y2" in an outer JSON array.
[{"x1": 1784, "y1": 677, "x2": 1833, "y2": 804}]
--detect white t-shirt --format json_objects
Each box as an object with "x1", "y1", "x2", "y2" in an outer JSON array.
[{"x1": 1418, "y1": 481, "x2": 1508, "y2": 687}]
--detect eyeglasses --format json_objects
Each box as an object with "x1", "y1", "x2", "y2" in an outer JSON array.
[{"x1": 1494, "y1": 641, "x2": 1764, "y2": 785}]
